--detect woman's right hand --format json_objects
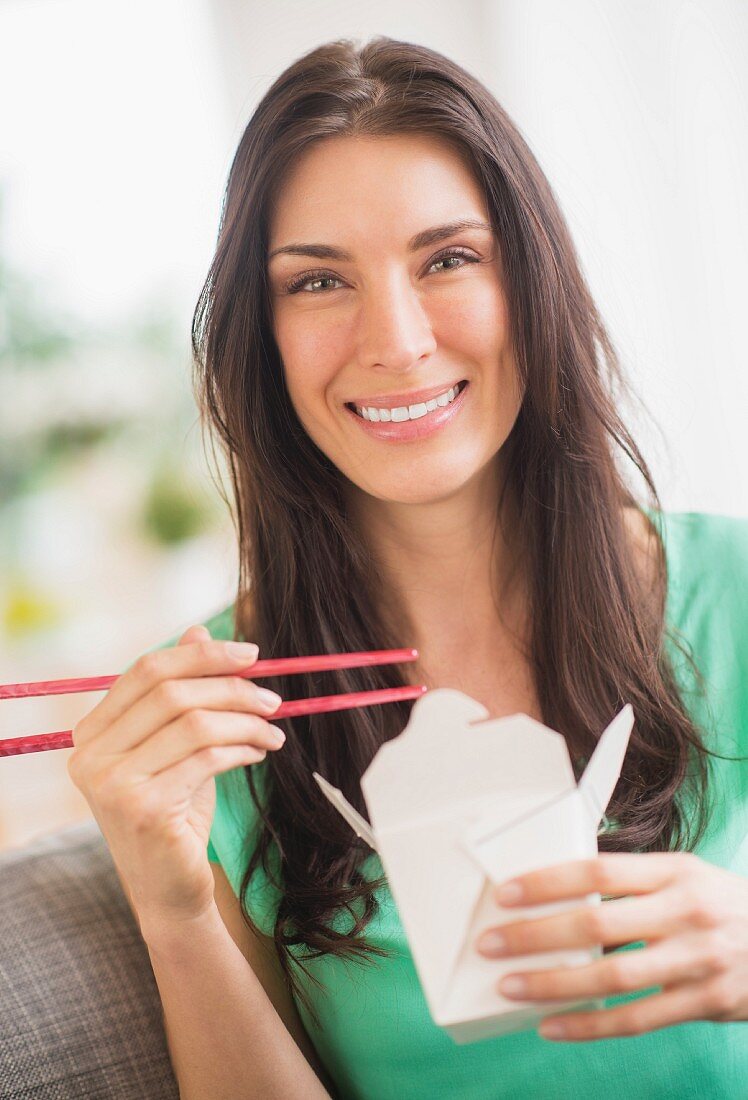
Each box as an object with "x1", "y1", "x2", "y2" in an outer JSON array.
[{"x1": 67, "y1": 623, "x2": 286, "y2": 933}]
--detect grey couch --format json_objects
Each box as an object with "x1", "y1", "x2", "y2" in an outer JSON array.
[{"x1": 0, "y1": 820, "x2": 179, "y2": 1099}]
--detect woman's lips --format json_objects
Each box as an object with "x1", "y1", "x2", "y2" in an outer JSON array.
[{"x1": 344, "y1": 381, "x2": 470, "y2": 442}]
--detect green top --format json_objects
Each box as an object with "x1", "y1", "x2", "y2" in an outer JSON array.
[{"x1": 145, "y1": 511, "x2": 748, "y2": 1099}]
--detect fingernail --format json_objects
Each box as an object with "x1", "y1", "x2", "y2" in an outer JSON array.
[
  {"x1": 496, "y1": 880, "x2": 524, "y2": 905},
  {"x1": 499, "y1": 975, "x2": 527, "y2": 996},
  {"x1": 226, "y1": 642, "x2": 259, "y2": 661},
  {"x1": 269, "y1": 725, "x2": 286, "y2": 744},
  {"x1": 257, "y1": 687, "x2": 282, "y2": 709},
  {"x1": 477, "y1": 930, "x2": 506, "y2": 954},
  {"x1": 540, "y1": 1021, "x2": 567, "y2": 1039}
]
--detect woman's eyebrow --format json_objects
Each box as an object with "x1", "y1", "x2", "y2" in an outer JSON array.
[{"x1": 267, "y1": 218, "x2": 495, "y2": 262}]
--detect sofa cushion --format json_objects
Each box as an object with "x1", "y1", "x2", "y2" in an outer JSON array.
[{"x1": 0, "y1": 819, "x2": 178, "y2": 1099}]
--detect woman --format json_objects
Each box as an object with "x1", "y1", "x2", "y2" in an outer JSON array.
[{"x1": 68, "y1": 37, "x2": 748, "y2": 1099}]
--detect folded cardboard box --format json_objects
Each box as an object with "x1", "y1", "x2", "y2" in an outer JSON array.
[{"x1": 314, "y1": 689, "x2": 634, "y2": 1044}]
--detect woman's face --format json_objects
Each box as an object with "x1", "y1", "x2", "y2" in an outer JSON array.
[{"x1": 266, "y1": 133, "x2": 523, "y2": 505}]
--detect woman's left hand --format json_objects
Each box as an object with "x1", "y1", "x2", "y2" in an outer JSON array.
[{"x1": 475, "y1": 852, "x2": 748, "y2": 1041}]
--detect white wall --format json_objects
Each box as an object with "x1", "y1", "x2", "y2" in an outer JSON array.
[
  {"x1": 480, "y1": 0, "x2": 747, "y2": 515},
  {"x1": 0, "y1": 0, "x2": 232, "y2": 328}
]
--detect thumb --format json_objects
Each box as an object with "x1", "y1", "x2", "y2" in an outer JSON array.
[{"x1": 178, "y1": 624, "x2": 212, "y2": 646}]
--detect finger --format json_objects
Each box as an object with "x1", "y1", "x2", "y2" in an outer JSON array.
[
  {"x1": 86, "y1": 673, "x2": 283, "y2": 756},
  {"x1": 537, "y1": 977, "x2": 712, "y2": 1041},
  {"x1": 142, "y1": 741, "x2": 268, "y2": 812},
  {"x1": 73, "y1": 632, "x2": 262, "y2": 747},
  {"x1": 180, "y1": 625, "x2": 211, "y2": 642},
  {"x1": 494, "y1": 852, "x2": 695, "y2": 908},
  {"x1": 479, "y1": 883, "x2": 693, "y2": 957},
  {"x1": 125, "y1": 709, "x2": 285, "y2": 781},
  {"x1": 498, "y1": 929, "x2": 727, "y2": 1002}
]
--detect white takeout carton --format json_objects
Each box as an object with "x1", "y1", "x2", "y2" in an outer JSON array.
[{"x1": 313, "y1": 689, "x2": 634, "y2": 1044}]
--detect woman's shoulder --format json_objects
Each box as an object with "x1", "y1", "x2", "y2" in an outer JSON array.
[
  {"x1": 645, "y1": 510, "x2": 748, "y2": 755},
  {"x1": 645, "y1": 509, "x2": 748, "y2": 620}
]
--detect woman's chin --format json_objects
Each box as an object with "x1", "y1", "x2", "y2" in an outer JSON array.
[{"x1": 358, "y1": 472, "x2": 479, "y2": 506}]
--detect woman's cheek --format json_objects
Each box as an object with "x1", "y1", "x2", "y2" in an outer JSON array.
[
  {"x1": 280, "y1": 330, "x2": 337, "y2": 415},
  {"x1": 447, "y1": 277, "x2": 509, "y2": 353}
]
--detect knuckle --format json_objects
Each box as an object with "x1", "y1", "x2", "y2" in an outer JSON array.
[
  {"x1": 590, "y1": 860, "x2": 617, "y2": 895},
  {"x1": 583, "y1": 905, "x2": 607, "y2": 941},
  {"x1": 227, "y1": 676, "x2": 251, "y2": 706},
  {"x1": 686, "y1": 892, "x2": 722, "y2": 930},
  {"x1": 705, "y1": 976, "x2": 739, "y2": 1018},
  {"x1": 155, "y1": 679, "x2": 186, "y2": 711},
  {"x1": 196, "y1": 640, "x2": 215, "y2": 664},
  {"x1": 244, "y1": 712, "x2": 268, "y2": 739},
  {"x1": 66, "y1": 749, "x2": 83, "y2": 786},
  {"x1": 183, "y1": 708, "x2": 213, "y2": 743},
  {"x1": 200, "y1": 744, "x2": 232, "y2": 768},
  {"x1": 625, "y1": 1012, "x2": 648, "y2": 1036},
  {"x1": 92, "y1": 765, "x2": 125, "y2": 808},
  {"x1": 131, "y1": 797, "x2": 159, "y2": 833},
  {"x1": 701, "y1": 931, "x2": 731, "y2": 975},
  {"x1": 607, "y1": 956, "x2": 638, "y2": 992},
  {"x1": 135, "y1": 651, "x2": 162, "y2": 684},
  {"x1": 70, "y1": 717, "x2": 87, "y2": 750}
]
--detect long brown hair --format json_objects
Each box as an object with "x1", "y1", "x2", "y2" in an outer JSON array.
[{"x1": 191, "y1": 36, "x2": 729, "y2": 1021}]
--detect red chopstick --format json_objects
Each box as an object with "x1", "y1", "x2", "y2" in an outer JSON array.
[
  {"x1": 0, "y1": 647, "x2": 426, "y2": 757},
  {"x1": 0, "y1": 647, "x2": 420, "y2": 700}
]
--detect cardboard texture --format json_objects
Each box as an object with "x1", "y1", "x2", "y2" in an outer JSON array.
[{"x1": 314, "y1": 688, "x2": 635, "y2": 1044}]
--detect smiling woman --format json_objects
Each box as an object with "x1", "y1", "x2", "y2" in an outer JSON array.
[{"x1": 106, "y1": 34, "x2": 748, "y2": 1100}]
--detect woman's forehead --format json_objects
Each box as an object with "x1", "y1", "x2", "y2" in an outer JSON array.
[{"x1": 267, "y1": 135, "x2": 489, "y2": 257}]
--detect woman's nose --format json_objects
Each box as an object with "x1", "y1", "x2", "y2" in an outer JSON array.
[{"x1": 355, "y1": 273, "x2": 437, "y2": 374}]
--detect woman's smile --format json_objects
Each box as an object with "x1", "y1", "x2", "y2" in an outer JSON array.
[{"x1": 344, "y1": 379, "x2": 470, "y2": 443}]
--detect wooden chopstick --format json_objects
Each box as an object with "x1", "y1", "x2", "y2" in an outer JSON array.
[{"x1": 0, "y1": 647, "x2": 426, "y2": 758}]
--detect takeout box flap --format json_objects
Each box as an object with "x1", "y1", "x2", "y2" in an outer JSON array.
[
  {"x1": 459, "y1": 702, "x2": 635, "y2": 874},
  {"x1": 578, "y1": 704, "x2": 635, "y2": 829},
  {"x1": 312, "y1": 772, "x2": 378, "y2": 851},
  {"x1": 360, "y1": 689, "x2": 577, "y2": 834}
]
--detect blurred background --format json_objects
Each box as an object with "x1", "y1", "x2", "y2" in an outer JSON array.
[{"x1": 1, "y1": 0, "x2": 746, "y2": 852}]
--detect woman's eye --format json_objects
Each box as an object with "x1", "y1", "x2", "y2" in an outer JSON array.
[
  {"x1": 284, "y1": 248, "x2": 479, "y2": 295},
  {"x1": 285, "y1": 272, "x2": 345, "y2": 295},
  {"x1": 427, "y1": 248, "x2": 479, "y2": 275}
]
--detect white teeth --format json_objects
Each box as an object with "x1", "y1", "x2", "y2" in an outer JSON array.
[{"x1": 353, "y1": 382, "x2": 463, "y2": 422}]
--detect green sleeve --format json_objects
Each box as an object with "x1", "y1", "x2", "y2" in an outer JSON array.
[{"x1": 658, "y1": 512, "x2": 748, "y2": 869}]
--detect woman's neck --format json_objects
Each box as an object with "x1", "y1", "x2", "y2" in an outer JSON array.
[{"x1": 347, "y1": 456, "x2": 527, "y2": 669}]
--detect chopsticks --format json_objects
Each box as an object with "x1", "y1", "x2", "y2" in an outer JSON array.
[{"x1": 0, "y1": 647, "x2": 427, "y2": 757}]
